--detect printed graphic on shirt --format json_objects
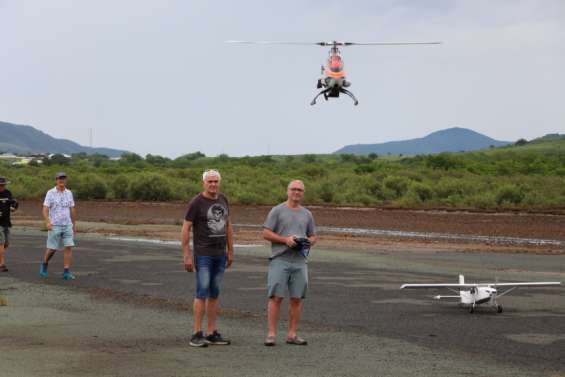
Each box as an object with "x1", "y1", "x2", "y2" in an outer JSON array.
[
  {"x1": 44, "y1": 188, "x2": 75, "y2": 226},
  {"x1": 207, "y1": 203, "x2": 227, "y2": 237}
]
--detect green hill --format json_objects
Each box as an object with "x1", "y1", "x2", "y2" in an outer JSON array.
[
  {"x1": 0, "y1": 121, "x2": 127, "y2": 157},
  {"x1": 335, "y1": 127, "x2": 511, "y2": 155}
]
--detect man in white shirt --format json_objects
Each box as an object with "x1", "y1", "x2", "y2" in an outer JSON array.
[{"x1": 40, "y1": 172, "x2": 77, "y2": 280}]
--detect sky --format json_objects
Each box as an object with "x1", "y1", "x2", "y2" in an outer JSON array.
[{"x1": 1, "y1": 0, "x2": 564, "y2": 157}]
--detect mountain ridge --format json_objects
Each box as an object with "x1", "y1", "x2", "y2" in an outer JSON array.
[
  {"x1": 0, "y1": 121, "x2": 127, "y2": 157},
  {"x1": 335, "y1": 127, "x2": 511, "y2": 155}
]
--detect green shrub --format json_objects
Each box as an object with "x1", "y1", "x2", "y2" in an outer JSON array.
[
  {"x1": 318, "y1": 182, "x2": 336, "y2": 203},
  {"x1": 129, "y1": 174, "x2": 173, "y2": 201},
  {"x1": 302, "y1": 154, "x2": 317, "y2": 163},
  {"x1": 434, "y1": 178, "x2": 477, "y2": 199},
  {"x1": 233, "y1": 191, "x2": 260, "y2": 205},
  {"x1": 354, "y1": 164, "x2": 375, "y2": 174},
  {"x1": 8, "y1": 175, "x2": 52, "y2": 199},
  {"x1": 111, "y1": 175, "x2": 130, "y2": 200},
  {"x1": 74, "y1": 175, "x2": 108, "y2": 200},
  {"x1": 383, "y1": 176, "x2": 410, "y2": 198},
  {"x1": 397, "y1": 189, "x2": 423, "y2": 206},
  {"x1": 408, "y1": 182, "x2": 433, "y2": 202},
  {"x1": 495, "y1": 184, "x2": 525, "y2": 205},
  {"x1": 425, "y1": 153, "x2": 461, "y2": 170},
  {"x1": 300, "y1": 165, "x2": 328, "y2": 178},
  {"x1": 464, "y1": 193, "x2": 497, "y2": 209}
]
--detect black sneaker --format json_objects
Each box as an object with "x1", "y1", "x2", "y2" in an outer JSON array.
[
  {"x1": 0, "y1": 265, "x2": 8, "y2": 272},
  {"x1": 189, "y1": 331, "x2": 208, "y2": 347},
  {"x1": 205, "y1": 330, "x2": 231, "y2": 345}
]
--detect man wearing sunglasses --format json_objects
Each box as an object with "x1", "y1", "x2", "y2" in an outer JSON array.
[
  {"x1": 263, "y1": 180, "x2": 317, "y2": 346},
  {"x1": 181, "y1": 169, "x2": 234, "y2": 347},
  {"x1": 40, "y1": 172, "x2": 77, "y2": 280}
]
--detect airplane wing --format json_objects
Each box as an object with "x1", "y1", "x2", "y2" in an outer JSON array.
[
  {"x1": 400, "y1": 284, "x2": 478, "y2": 289},
  {"x1": 494, "y1": 282, "x2": 561, "y2": 288},
  {"x1": 401, "y1": 282, "x2": 561, "y2": 289}
]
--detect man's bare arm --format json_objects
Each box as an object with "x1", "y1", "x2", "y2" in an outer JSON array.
[
  {"x1": 71, "y1": 207, "x2": 77, "y2": 231},
  {"x1": 181, "y1": 220, "x2": 194, "y2": 272},
  {"x1": 42, "y1": 206, "x2": 52, "y2": 230},
  {"x1": 226, "y1": 220, "x2": 234, "y2": 268},
  {"x1": 307, "y1": 234, "x2": 318, "y2": 246}
]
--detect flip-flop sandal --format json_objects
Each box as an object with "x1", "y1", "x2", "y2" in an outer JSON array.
[
  {"x1": 286, "y1": 336, "x2": 308, "y2": 345},
  {"x1": 264, "y1": 336, "x2": 276, "y2": 346}
]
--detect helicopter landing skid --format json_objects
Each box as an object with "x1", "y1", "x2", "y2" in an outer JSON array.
[
  {"x1": 310, "y1": 88, "x2": 332, "y2": 106},
  {"x1": 340, "y1": 88, "x2": 359, "y2": 106},
  {"x1": 310, "y1": 88, "x2": 359, "y2": 106}
]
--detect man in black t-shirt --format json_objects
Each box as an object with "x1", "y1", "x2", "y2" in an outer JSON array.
[
  {"x1": 0, "y1": 177, "x2": 19, "y2": 272},
  {"x1": 181, "y1": 169, "x2": 234, "y2": 347}
]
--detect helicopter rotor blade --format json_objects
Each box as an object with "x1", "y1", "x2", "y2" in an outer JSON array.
[
  {"x1": 343, "y1": 42, "x2": 441, "y2": 46},
  {"x1": 225, "y1": 40, "x2": 326, "y2": 46},
  {"x1": 225, "y1": 40, "x2": 442, "y2": 47}
]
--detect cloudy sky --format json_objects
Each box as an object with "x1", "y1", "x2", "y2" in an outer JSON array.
[{"x1": 1, "y1": 0, "x2": 564, "y2": 157}]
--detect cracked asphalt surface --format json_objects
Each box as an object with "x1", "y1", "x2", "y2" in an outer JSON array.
[{"x1": 1, "y1": 229, "x2": 564, "y2": 377}]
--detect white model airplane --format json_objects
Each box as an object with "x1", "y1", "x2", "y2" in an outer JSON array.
[{"x1": 400, "y1": 275, "x2": 561, "y2": 313}]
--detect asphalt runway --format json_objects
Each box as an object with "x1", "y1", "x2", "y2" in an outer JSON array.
[{"x1": 2, "y1": 229, "x2": 565, "y2": 376}]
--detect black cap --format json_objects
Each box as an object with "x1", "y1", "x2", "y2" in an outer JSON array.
[
  {"x1": 0, "y1": 177, "x2": 9, "y2": 185},
  {"x1": 55, "y1": 172, "x2": 67, "y2": 179}
]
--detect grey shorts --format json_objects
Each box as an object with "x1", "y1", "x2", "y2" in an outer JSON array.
[
  {"x1": 268, "y1": 255, "x2": 308, "y2": 299},
  {"x1": 0, "y1": 227, "x2": 9, "y2": 247}
]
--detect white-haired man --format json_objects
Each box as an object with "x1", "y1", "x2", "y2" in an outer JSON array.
[
  {"x1": 263, "y1": 180, "x2": 317, "y2": 346},
  {"x1": 181, "y1": 169, "x2": 234, "y2": 347}
]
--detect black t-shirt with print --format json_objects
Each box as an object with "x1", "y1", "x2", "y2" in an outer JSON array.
[
  {"x1": 185, "y1": 193, "x2": 229, "y2": 257},
  {"x1": 0, "y1": 189, "x2": 17, "y2": 228}
]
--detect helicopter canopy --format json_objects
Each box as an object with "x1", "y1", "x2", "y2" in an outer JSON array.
[{"x1": 328, "y1": 55, "x2": 344, "y2": 73}]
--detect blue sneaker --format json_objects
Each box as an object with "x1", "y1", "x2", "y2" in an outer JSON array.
[
  {"x1": 62, "y1": 271, "x2": 76, "y2": 280},
  {"x1": 39, "y1": 263, "x2": 48, "y2": 278}
]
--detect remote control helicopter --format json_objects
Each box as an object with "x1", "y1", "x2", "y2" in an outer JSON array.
[{"x1": 225, "y1": 40, "x2": 441, "y2": 106}]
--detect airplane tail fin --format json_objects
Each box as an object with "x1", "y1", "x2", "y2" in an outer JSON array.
[{"x1": 459, "y1": 275, "x2": 465, "y2": 284}]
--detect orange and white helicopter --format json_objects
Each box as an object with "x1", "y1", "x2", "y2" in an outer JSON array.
[{"x1": 225, "y1": 40, "x2": 441, "y2": 106}]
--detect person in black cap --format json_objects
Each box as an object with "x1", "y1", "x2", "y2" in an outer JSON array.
[
  {"x1": 40, "y1": 172, "x2": 77, "y2": 280},
  {"x1": 0, "y1": 177, "x2": 18, "y2": 272}
]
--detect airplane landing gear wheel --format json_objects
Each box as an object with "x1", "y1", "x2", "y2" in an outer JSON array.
[
  {"x1": 496, "y1": 305, "x2": 503, "y2": 314},
  {"x1": 469, "y1": 305, "x2": 475, "y2": 314}
]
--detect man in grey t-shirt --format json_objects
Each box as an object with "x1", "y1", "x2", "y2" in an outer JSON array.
[{"x1": 262, "y1": 180, "x2": 317, "y2": 346}]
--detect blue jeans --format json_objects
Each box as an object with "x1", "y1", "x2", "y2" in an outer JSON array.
[{"x1": 194, "y1": 255, "x2": 226, "y2": 299}]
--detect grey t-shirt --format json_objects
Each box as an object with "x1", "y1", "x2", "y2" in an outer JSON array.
[{"x1": 263, "y1": 203, "x2": 316, "y2": 259}]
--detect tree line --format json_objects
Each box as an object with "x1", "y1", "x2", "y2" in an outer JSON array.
[{"x1": 2, "y1": 141, "x2": 565, "y2": 210}]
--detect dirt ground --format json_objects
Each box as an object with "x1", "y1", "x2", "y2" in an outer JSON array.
[
  {"x1": 13, "y1": 200, "x2": 565, "y2": 255},
  {"x1": 16, "y1": 200, "x2": 565, "y2": 240}
]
